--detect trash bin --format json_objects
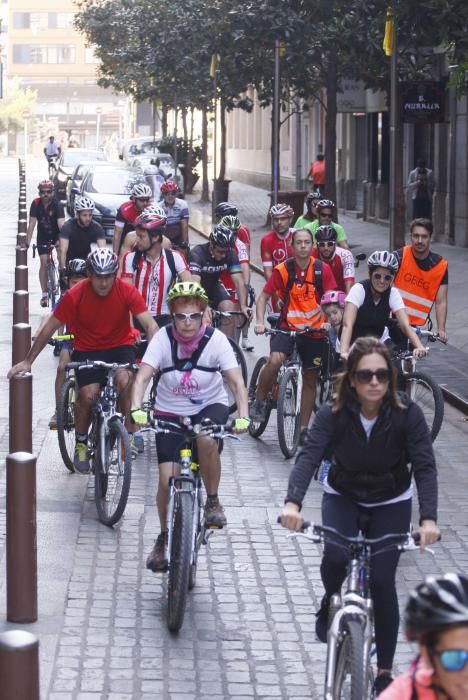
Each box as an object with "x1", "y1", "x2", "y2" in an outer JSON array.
[{"x1": 268, "y1": 190, "x2": 308, "y2": 223}]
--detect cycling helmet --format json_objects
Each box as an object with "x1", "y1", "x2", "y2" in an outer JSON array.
[
  {"x1": 320, "y1": 290, "x2": 346, "y2": 308},
  {"x1": 86, "y1": 248, "x2": 119, "y2": 276},
  {"x1": 367, "y1": 250, "x2": 398, "y2": 273},
  {"x1": 209, "y1": 223, "x2": 235, "y2": 248},
  {"x1": 315, "y1": 225, "x2": 337, "y2": 242},
  {"x1": 38, "y1": 180, "x2": 54, "y2": 192},
  {"x1": 270, "y1": 202, "x2": 294, "y2": 218},
  {"x1": 317, "y1": 199, "x2": 335, "y2": 210},
  {"x1": 305, "y1": 191, "x2": 322, "y2": 206},
  {"x1": 66, "y1": 258, "x2": 87, "y2": 277},
  {"x1": 130, "y1": 183, "x2": 152, "y2": 200},
  {"x1": 219, "y1": 214, "x2": 241, "y2": 232},
  {"x1": 405, "y1": 573, "x2": 468, "y2": 642},
  {"x1": 160, "y1": 179, "x2": 178, "y2": 194},
  {"x1": 215, "y1": 201, "x2": 238, "y2": 218},
  {"x1": 167, "y1": 281, "x2": 209, "y2": 304},
  {"x1": 74, "y1": 195, "x2": 95, "y2": 213},
  {"x1": 135, "y1": 206, "x2": 167, "y2": 233}
]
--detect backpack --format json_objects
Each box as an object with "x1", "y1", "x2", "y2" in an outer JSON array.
[
  {"x1": 281, "y1": 257, "x2": 324, "y2": 322},
  {"x1": 132, "y1": 248, "x2": 177, "y2": 287},
  {"x1": 160, "y1": 325, "x2": 219, "y2": 374}
]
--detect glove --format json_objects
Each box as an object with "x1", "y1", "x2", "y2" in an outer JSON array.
[
  {"x1": 234, "y1": 417, "x2": 250, "y2": 432},
  {"x1": 130, "y1": 408, "x2": 148, "y2": 426}
]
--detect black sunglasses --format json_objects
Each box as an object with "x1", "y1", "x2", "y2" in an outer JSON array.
[
  {"x1": 373, "y1": 272, "x2": 393, "y2": 282},
  {"x1": 353, "y1": 369, "x2": 392, "y2": 384},
  {"x1": 317, "y1": 241, "x2": 335, "y2": 248}
]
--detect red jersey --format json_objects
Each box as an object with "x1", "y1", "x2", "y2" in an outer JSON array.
[
  {"x1": 260, "y1": 229, "x2": 293, "y2": 270},
  {"x1": 237, "y1": 224, "x2": 251, "y2": 248},
  {"x1": 54, "y1": 278, "x2": 147, "y2": 351},
  {"x1": 311, "y1": 246, "x2": 355, "y2": 292},
  {"x1": 220, "y1": 240, "x2": 249, "y2": 302}
]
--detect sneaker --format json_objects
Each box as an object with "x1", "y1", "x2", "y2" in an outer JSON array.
[
  {"x1": 315, "y1": 595, "x2": 330, "y2": 643},
  {"x1": 49, "y1": 412, "x2": 57, "y2": 430},
  {"x1": 250, "y1": 398, "x2": 268, "y2": 422},
  {"x1": 73, "y1": 441, "x2": 90, "y2": 474},
  {"x1": 374, "y1": 673, "x2": 394, "y2": 696},
  {"x1": 146, "y1": 531, "x2": 168, "y2": 572},
  {"x1": 204, "y1": 496, "x2": 227, "y2": 529},
  {"x1": 133, "y1": 432, "x2": 145, "y2": 454},
  {"x1": 241, "y1": 336, "x2": 254, "y2": 351},
  {"x1": 299, "y1": 427, "x2": 309, "y2": 446},
  {"x1": 40, "y1": 294, "x2": 48, "y2": 308}
]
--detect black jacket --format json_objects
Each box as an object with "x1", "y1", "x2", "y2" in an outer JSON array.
[
  {"x1": 351, "y1": 279, "x2": 392, "y2": 343},
  {"x1": 286, "y1": 395, "x2": 437, "y2": 522}
]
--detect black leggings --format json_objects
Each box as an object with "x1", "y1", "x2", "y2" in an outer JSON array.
[{"x1": 321, "y1": 493, "x2": 412, "y2": 669}]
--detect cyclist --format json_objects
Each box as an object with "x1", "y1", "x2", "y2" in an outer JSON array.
[
  {"x1": 380, "y1": 573, "x2": 468, "y2": 699},
  {"x1": 392, "y1": 218, "x2": 448, "y2": 343},
  {"x1": 280, "y1": 336, "x2": 440, "y2": 696},
  {"x1": 27, "y1": 180, "x2": 65, "y2": 307},
  {"x1": 215, "y1": 201, "x2": 251, "y2": 253},
  {"x1": 340, "y1": 251, "x2": 427, "y2": 361},
  {"x1": 261, "y1": 203, "x2": 294, "y2": 280},
  {"x1": 8, "y1": 249, "x2": 157, "y2": 473},
  {"x1": 294, "y1": 191, "x2": 322, "y2": 227},
  {"x1": 43, "y1": 135, "x2": 61, "y2": 166},
  {"x1": 58, "y1": 195, "x2": 106, "y2": 271},
  {"x1": 320, "y1": 290, "x2": 346, "y2": 364},
  {"x1": 312, "y1": 225, "x2": 355, "y2": 293},
  {"x1": 113, "y1": 182, "x2": 153, "y2": 257},
  {"x1": 252, "y1": 227, "x2": 337, "y2": 441},
  {"x1": 130, "y1": 281, "x2": 250, "y2": 571},
  {"x1": 304, "y1": 199, "x2": 349, "y2": 249},
  {"x1": 188, "y1": 223, "x2": 250, "y2": 339},
  {"x1": 159, "y1": 179, "x2": 189, "y2": 250}
]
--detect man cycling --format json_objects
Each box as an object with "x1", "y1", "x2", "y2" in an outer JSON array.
[
  {"x1": 9, "y1": 249, "x2": 157, "y2": 473},
  {"x1": 252, "y1": 227, "x2": 337, "y2": 442},
  {"x1": 113, "y1": 182, "x2": 153, "y2": 258},
  {"x1": 304, "y1": 199, "x2": 349, "y2": 249},
  {"x1": 59, "y1": 195, "x2": 106, "y2": 272},
  {"x1": 215, "y1": 201, "x2": 251, "y2": 253},
  {"x1": 43, "y1": 135, "x2": 61, "y2": 166},
  {"x1": 27, "y1": 180, "x2": 65, "y2": 307},
  {"x1": 261, "y1": 203, "x2": 294, "y2": 279},
  {"x1": 188, "y1": 224, "x2": 250, "y2": 339},
  {"x1": 312, "y1": 225, "x2": 355, "y2": 293},
  {"x1": 159, "y1": 180, "x2": 189, "y2": 251}
]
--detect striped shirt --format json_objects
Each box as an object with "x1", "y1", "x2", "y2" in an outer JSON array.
[{"x1": 122, "y1": 249, "x2": 187, "y2": 315}]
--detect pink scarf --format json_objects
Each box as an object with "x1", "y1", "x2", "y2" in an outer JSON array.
[{"x1": 172, "y1": 323, "x2": 207, "y2": 357}]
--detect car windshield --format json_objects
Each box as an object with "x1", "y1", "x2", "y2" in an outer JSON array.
[
  {"x1": 86, "y1": 170, "x2": 141, "y2": 195},
  {"x1": 63, "y1": 150, "x2": 106, "y2": 167}
]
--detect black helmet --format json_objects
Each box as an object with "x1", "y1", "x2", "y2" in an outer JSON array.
[
  {"x1": 405, "y1": 573, "x2": 468, "y2": 642},
  {"x1": 66, "y1": 258, "x2": 87, "y2": 277},
  {"x1": 209, "y1": 223, "x2": 235, "y2": 248},
  {"x1": 315, "y1": 225, "x2": 337, "y2": 243},
  {"x1": 215, "y1": 201, "x2": 238, "y2": 219},
  {"x1": 86, "y1": 249, "x2": 119, "y2": 276}
]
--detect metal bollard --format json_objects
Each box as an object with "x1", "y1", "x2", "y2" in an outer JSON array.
[
  {"x1": 18, "y1": 218, "x2": 27, "y2": 234},
  {"x1": 11, "y1": 323, "x2": 31, "y2": 366},
  {"x1": 13, "y1": 291, "x2": 29, "y2": 324},
  {"x1": 0, "y1": 630, "x2": 39, "y2": 699},
  {"x1": 9, "y1": 372, "x2": 33, "y2": 454},
  {"x1": 17, "y1": 231, "x2": 28, "y2": 246},
  {"x1": 15, "y1": 265, "x2": 28, "y2": 291},
  {"x1": 15, "y1": 245, "x2": 28, "y2": 267}
]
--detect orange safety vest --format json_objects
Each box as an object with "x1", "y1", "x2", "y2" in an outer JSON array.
[
  {"x1": 393, "y1": 245, "x2": 447, "y2": 326},
  {"x1": 276, "y1": 260, "x2": 324, "y2": 330}
]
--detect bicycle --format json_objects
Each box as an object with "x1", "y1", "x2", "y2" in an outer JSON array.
[
  {"x1": 32, "y1": 242, "x2": 60, "y2": 307},
  {"x1": 211, "y1": 310, "x2": 248, "y2": 414},
  {"x1": 288, "y1": 522, "x2": 433, "y2": 700},
  {"x1": 140, "y1": 417, "x2": 237, "y2": 632},
  {"x1": 47, "y1": 155, "x2": 58, "y2": 179},
  {"x1": 63, "y1": 360, "x2": 134, "y2": 526}
]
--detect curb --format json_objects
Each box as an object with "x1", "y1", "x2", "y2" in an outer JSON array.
[{"x1": 441, "y1": 387, "x2": 468, "y2": 416}]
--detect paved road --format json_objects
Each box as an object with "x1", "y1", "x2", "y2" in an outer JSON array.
[{"x1": 1, "y1": 158, "x2": 468, "y2": 699}]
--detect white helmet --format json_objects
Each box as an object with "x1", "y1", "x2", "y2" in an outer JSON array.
[
  {"x1": 74, "y1": 195, "x2": 95, "y2": 213},
  {"x1": 367, "y1": 250, "x2": 398, "y2": 273},
  {"x1": 130, "y1": 183, "x2": 152, "y2": 199},
  {"x1": 86, "y1": 248, "x2": 119, "y2": 276}
]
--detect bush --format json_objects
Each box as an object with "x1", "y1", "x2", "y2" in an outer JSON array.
[{"x1": 157, "y1": 136, "x2": 201, "y2": 194}]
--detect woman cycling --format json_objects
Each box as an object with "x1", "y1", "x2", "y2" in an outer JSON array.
[
  {"x1": 381, "y1": 573, "x2": 468, "y2": 699},
  {"x1": 340, "y1": 250, "x2": 427, "y2": 361},
  {"x1": 280, "y1": 336, "x2": 440, "y2": 696},
  {"x1": 131, "y1": 281, "x2": 249, "y2": 572}
]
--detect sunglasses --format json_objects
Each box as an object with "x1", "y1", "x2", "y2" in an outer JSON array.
[
  {"x1": 320, "y1": 213, "x2": 333, "y2": 218},
  {"x1": 172, "y1": 312, "x2": 203, "y2": 322},
  {"x1": 352, "y1": 369, "x2": 392, "y2": 384},
  {"x1": 373, "y1": 272, "x2": 393, "y2": 282},
  {"x1": 317, "y1": 241, "x2": 335, "y2": 248},
  {"x1": 435, "y1": 649, "x2": 468, "y2": 673}
]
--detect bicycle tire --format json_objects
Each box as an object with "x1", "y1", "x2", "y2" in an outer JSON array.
[
  {"x1": 167, "y1": 490, "x2": 193, "y2": 632},
  {"x1": 248, "y1": 356, "x2": 272, "y2": 438},
  {"x1": 48, "y1": 262, "x2": 58, "y2": 307},
  {"x1": 224, "y1": 337, "x2": 248, "y2": 414},
  {"x1": 403, "y1": 370, "x2": 444, "y2": 441},
  {"x1": 333, "y1": 618, "x2": 366, "y2": 700},
  {"x1": 277, "y1": 368, "x2": 301, "y2": 459},
  {"x1": 56, "y1": 377, "x2": 76, "y2": 473},
  {"x1": 94, "y1": 418, "x2": 132, "y2": 527},
  {"x1": 188, "y1": 488, "x2": 203, "y2": 590}
]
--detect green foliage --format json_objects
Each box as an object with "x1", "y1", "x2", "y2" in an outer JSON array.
[
  {"x1": 157, "y1": 136, "x2": 202, "y2": 190},
  {"x1": 0, "y1": 78, "x2": 37, "y2": 134}
]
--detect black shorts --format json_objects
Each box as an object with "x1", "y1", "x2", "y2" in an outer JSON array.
[
  {"x1": 71, "y1": 345, "x2": 136, "y2": 388},
  {"x1": 36, "y1": 237, "x2": 58, "y2": 256},
  {"x1": 134, "y1": 315, "x2": 171, "y2": 358},
  {"x1": 154, "y1": 403, "x2": 229, "y2": 464},
  {"x1": 270, "y1": 332, "x2": 325, "y2": 370},
  {"x1": 209, "y1": 283, "x2": 231, "y2": 309}
]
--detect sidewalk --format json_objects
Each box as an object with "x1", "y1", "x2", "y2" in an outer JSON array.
[{"x1": 186, "y1": 181, "x2": 468, "y2": 413}]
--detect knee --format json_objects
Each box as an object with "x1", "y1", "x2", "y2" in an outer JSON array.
[{"x1": 268, "y1": 353, "x2": 283, "y2": 370}]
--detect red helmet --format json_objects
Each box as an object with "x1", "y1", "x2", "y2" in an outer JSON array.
[
  {"x1": 38, "y1": 180, "x2": 54, "y2": 192},
  {"x1": 161, "y1": 179, "x2": 178, "y2": 194},
  {"x1": 135, "y1": 206, "x2": 167, "y2": 234}
]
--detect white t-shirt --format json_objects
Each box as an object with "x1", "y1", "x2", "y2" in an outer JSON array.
[
  {"x1": 345, "y1": 283, "x2": 405, "y2": 343},
  {"x1": 142, "y1": 326, "x2": 238, "y2": 415}
]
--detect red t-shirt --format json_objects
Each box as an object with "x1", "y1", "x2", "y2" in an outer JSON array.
[
  {"x1": 54, "y1": 278, "x2": 147, "y2": 351},
  {"x1": 260, "y1": 230, "x2": 294, "y2": 270},
  {"x1": 264, "y1": 259, "x2": 337, "y2": 305}
]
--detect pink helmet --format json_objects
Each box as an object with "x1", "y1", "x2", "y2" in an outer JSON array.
[
  {"x1": 320, "y1": 290, "x2": 346, "y2": 308},
  {"x1": 161, "y1": 179, "x2": 178, "y2": 194}
]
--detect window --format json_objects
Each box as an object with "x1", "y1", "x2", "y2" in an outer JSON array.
[
  {"x1": 49, "y1": 13, "x2": 74, "y2": 29},
  {"x1": 13, "y1": 45, "x2": 75, "y2": 64},
  {"x1": 13, "y1": 13, "x2": 30, "y2": 29},
  {"x1": 30, "y1": 13, "x2": 48, "y2": 31}
]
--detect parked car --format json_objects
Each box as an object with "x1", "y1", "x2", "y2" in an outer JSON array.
[
  {"x1": 77, "y1": 165, "x2": 145, "y2": 240},
  {"x1": 129, "y1": 152, "x2": 185, "y2": 196},
  {"x1": 119, "y1": 137, "x2": 160, "y2": 165},
  {"x1": 52, "y1": 148, "x2": 107, "y2": 198},
  {"x1": 66, "y1": 161, "x2": 114, "y2": 215}
]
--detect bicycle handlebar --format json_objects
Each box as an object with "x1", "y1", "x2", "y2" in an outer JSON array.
[
  {"x1": 141, "y1": 417, "x2": 237, "y2": 441},
  {"x1": 264, "y1": 326, "x2": 325, "y2": 338},
  {"x1": 65, "y1": 360, "x2": 138, "y2": 372}
]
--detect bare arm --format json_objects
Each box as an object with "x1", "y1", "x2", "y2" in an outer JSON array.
[
  {"x1": 57, "y1": 217, "x2": 65, "y2": 232},
  {"x1": 231, "y1": 271, "x2": 248, "y2": 310},
  {"x1": 223, "y1": 367, "x2": 249, "y2": 417},
  {"x1": 434, "y1": 284, "x2": 448, "y2": 341},
  {"x1": 134, "y1": 311, "x2": 158, "y2": 343},
  {"x1": 59, "y1": 237, "x2": 69, "y2": 269},
  {"x1": 112, "y1": 225, "x2": 123, "y2": 254},
  {"x1": 131, "y1": 362, "x2": 155, "y2": 408},
  {"x1": 8, "y1": 314, "x2": 63, "y2": 377},
  {"x1": 179, "y1": 269, "x2": 193, "y2": 282},
  {"x1": 338, "y1": 240, "x2": 350, "y2": 250},
  {"x1": 263, "y1": 265, "x2": 272, "y2": 281},
  {"x1": 240, "y1": 261, "x2": 251, "y2": 287},
  {"x1": 254, "y1": 290, "x2": 270, "y2": 334},
  {"x1": 344, "y1": 279, "x2": 354, "y2": 293},
  {"x1": 27, "y1": 216, "x2": 37, "y2": 246},
  {"x1": 180, "y1": 219, "x2": 189, "y2": 245},
  {"x1": 339, "y1": 302, "x2": 358, "y2": 357},
  {"x1": 394, "y1": 308, "x2": 427, "y2": 356}
]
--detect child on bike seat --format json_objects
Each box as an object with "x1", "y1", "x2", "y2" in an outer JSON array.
[{"x1": 320, "y1": 290, "x2": 345, "y2": 365}]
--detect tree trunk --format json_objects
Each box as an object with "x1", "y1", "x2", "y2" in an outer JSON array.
[
  {"x1": 185, "y1": 106, "x2": 195, "y2": 194},
  {"x1": 218, "y1": 100, "x2": 227, "y2": 182},
  {"x1": 201, "y1": 106, "x2": 209, "y2": 201},
  {"x1": 161, "y1": 104, "x2": 168, "y2": 138},
  {"x1": 325, "y1": 51, "x2": 338, "y2": 214}
]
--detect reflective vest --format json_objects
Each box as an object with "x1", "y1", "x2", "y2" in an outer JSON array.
[
  {"x1": 276, "y1": 260, "x2": 324, "y2": 330},
  {"x1": 393, "y1": 245, "x2": 447, "y2": 326}
]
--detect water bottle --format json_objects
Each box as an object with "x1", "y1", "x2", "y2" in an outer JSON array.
[{"x1": 319, "y1": 459, "x2": 332, "y2": 484}]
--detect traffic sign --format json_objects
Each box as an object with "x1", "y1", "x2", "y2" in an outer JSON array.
[
  {"x1": 21, "y1": 109, "x2": 31, "y2": 120},
  {"x1": 96, "y1": 106, "x2": 102, "y2": 115}
]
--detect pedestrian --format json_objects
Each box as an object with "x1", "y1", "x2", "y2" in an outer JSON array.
[
  {"x1": 308, "y1": 154, "x2": 325, "y2": 195},
  {"x1": 407, "y1": 158, "x2": 434, "y2": 220}
]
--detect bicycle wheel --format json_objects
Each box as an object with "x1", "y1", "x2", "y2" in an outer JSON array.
[
  {"x1": 248, "y1": 356, "x2": 272, "y2": 438},
  {"x1": 403, "y1": 370, "x2": 444, "y2": 441},
  {"x1": 94, "y1": 418, "x2": 132, "y2": 526},
  {"x1": 188, "y1": 488, "x2": 203, "y2": 590},
  {"x1": 167, "y1": 490, "x2": 193, "y2": 632},
  {"x1": 48, "y1": 262, "x2": 59, "y2": 306},
  {"x1": 333, "y1": 618, "x2": 367, "y2": 700},
  {"x1": 224, "y1": 337, "x2": 248, "y2": 414},
  {"x1": 314, "y1": 368, "x2": 332, "y2": 413},
  {"x1": 277, "y1": 368, "x2": 301, "y2": 459},
  {"x1": 56, "y1": 377, "x2": 76, "y2": 473}
]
